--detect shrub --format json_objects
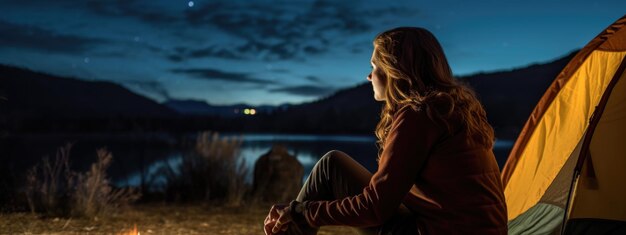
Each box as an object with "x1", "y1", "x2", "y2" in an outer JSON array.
[
  {"x1": 72, "y1": 148, "x2": 140, "y2": 217},
  {"x1": 25, "y1": 143, "x2": 74, "y2": 215},
  {"x1": 24, "y1": 144, "x2": 140, "y2": 218},
  {"x1": 161, "y1": 131, "x2": 248, "y2": 206}
]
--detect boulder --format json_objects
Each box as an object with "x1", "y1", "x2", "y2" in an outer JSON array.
[{"x1": 252, "y1": 145, "x2": 304, "y2": 203}]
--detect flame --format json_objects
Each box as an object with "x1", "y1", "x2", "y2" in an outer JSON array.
[{"x1": 120, "y1": 224, "x2": 139, "y2": 235}]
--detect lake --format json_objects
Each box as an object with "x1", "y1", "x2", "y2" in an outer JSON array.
[
  {"x1": 3, "y1": 132, "x2": 513, "y2": 191},
  {"x1": 113, "y1": 133, "x2": 514, "y2": 189}
]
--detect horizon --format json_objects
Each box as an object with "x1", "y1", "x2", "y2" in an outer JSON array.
[
  {"x1": 0, "y1": 48, "x2": 576, "y2": 108},
  {"x1": 0, "y1": 0, "x2": 624, "y2": 106}
]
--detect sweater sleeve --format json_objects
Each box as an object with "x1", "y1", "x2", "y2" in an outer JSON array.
[{"x1": 303, "y1": 106, "x2": 443, "y2": 227}]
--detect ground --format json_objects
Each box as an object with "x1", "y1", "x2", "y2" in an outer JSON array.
[{"x1": 0, "y1": 203, "x2": 356, "y2": 234}]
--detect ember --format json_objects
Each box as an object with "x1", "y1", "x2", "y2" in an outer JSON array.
[{"x1": 120, "y1": 224, "x2": 139, "y2": 235}]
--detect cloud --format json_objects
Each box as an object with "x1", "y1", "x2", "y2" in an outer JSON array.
[
  {"x1": 123, "y1": 80, "x2": 171, "y2": 100},
  {"x1": 171, "y1": 68, "x2": 276, "y2": 85},
  {"x1": 167, "y1": 54, "x2": 184, "y2": 62},
  {"x1": 86, "y1": 0, "x2": 178, "y2": 25},
  {"x1": 7, "y1": 0, "x2": 418, "y2": 63},
  {"x1": 0, "y1": 20, "x2": 107, "y2": 54},
  {"x1": 182, "y1": 2, "x2": 340, "y2": 61},
  {"x1": 167, "y1": 47, "x2": 245, "y2": 62},
  {"x1": 172, "y1": 0, "x2": 418, "y2": 61},
  {"x1": 304, "y1": 75, "x2": 323, "y2": 83},
  {"x1": 269, "y1": 85, "x2": 336, "y2": 97},
  {"x1": 267, "y1": 68, "x2": 291, "y2": 74}
]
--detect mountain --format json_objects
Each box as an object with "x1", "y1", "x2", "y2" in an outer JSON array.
[
  {"x1": 0, "y1": 65, "x2": 181, "y2": 132},
  {"x1": 0, "y1": 50, "x2": 577, "y2": 137},
  {"x1": 258, "y1": 83, "x2": 381, "y2": 134},
  {"x1": 262, "y1": 51, "x2": 578, "y2": 139},
  {"x1": 0, "y1": 65, "x2": 177, "y2": 118},
  {"x1": 163, "y1": 99, "x2": 290, "y2": 117},
  {"x1": 163, "y1": 99, "x2": 245, "y2": 117},
  {"x1": 461, "y1": 50, "x2": 577, "y2": 138}
]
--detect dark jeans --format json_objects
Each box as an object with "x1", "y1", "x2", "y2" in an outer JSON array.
[{"x1": 295, "y1": 150, "x2": 420, "y2": 235}]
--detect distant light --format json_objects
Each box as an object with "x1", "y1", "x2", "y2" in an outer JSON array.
[
  {"x1": 83, "y1": 57, "x2": 90, "y2": 63},
  {"x1": 250, "y1": 109, "x2": 257, "y2": 115},
  {"x1": 188, "y1": 1, "x2": 194, "y2": 7},
  {"x1": 244, "y1": 109, "x2": 250, "y2": 115}
]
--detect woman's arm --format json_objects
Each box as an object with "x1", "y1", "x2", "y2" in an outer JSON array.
[{"x1": 302, "y1": 106, "x2": 443, "y2": 228}]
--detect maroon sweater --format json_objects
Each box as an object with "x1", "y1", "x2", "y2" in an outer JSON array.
[{"x1": 302, "y1": 106, "x2": 508, "y2": 234}]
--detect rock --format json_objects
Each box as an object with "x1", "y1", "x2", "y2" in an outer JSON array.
[{"x1": 252, "y1": 145, "x2": 304, "y2": 203}]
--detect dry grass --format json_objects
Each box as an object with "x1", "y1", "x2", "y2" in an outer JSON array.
[
  {"x1": 72, "y1": 149, "x2": 140, "y2": 217},
  {"x1": 24, "y1": 144, "x2": 140, "y2": 218},
  {"x1": 7, "y1": 132, "x2": 355, "y2": 234},
  {"x1": 0, "y1": 203, "x2": 356, "y2": 234},
  {"x1": 160, "y1": 132, "x2": 248, "y2": 205},
  {"x1": 25, "y1": 144, "x2": 73, "y2": 215}
]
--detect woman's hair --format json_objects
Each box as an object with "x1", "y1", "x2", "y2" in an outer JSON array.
[{"x1": 373, "y1": 27, "x2": 494, "y2": 157}]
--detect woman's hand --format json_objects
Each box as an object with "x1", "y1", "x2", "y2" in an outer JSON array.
[{"x1": 264, "y1": 204, "x2": 293, "y2": 235}]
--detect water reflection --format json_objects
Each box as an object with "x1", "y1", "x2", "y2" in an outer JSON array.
[
  {"x1": 116, "y1": 133, "x2": 379, "y2": 189},
  {"x1": 116, "y1": 133, "x2": 513, "y2": 190}
]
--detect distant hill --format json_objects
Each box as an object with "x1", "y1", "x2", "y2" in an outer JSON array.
[
  {"x1": 0, "y1": 65, "x2": 177, "y2": 118},
  {"x1": 163, "y1": 99, "x2": 290, "y2": 117},
  {"x1": 256, "y1": 82, "x2": 380, "y2": 134},
  {"x1": 263, "y1": 51, "x2": 578, "y2": 139},
  {"x1": 461, "y1": 50, "x2": 577, "y2": 138},
  {"x1": 0, "y1": 50, "x2": 577, "y2": 137}
]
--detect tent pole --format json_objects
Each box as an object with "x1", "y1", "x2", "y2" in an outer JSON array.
[{"x1": 560, "y1": 56, "x2": 626, "y2": 234}]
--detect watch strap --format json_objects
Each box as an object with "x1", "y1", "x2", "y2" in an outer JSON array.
[{"x1": 289, "y1": 200, "x2": 307, "y2": 225}]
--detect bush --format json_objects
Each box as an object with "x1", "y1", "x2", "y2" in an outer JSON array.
[
  {"x1": 25, "y1": 144, "x2": 140, "y2": 218},
  {"x1": 25, "y1": 143, "x2": 74, "y2": 215},
  {"x1": 160, "y1": 131, "x2": 248, "y2": 206},
  {"x1": 72, "y1": 148, "x2": 140, "y2": 217}
]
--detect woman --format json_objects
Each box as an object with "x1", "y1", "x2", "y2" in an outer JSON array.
[{"x1": 264, "y1": 27, "x2": 507, "y2": 235}]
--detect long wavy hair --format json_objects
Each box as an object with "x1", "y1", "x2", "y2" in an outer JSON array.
[{"x1": 373, "y1": 27, "x2": 494, "y2": 157}]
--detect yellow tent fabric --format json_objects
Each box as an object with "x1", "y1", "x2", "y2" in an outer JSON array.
[
  {"x1": 502, "y1": 15, "x2": 626, "y2": 234},
  {"x1": 570, "y1": 64, "x2": 626, "y2": 222},
  {"x1": 504, "y1": 50, "x2": 626, "y2": 219}
]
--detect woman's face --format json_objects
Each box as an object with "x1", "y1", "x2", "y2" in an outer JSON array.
[{"x1": 367, "y1": 50, "x2": 386, "y2": 101}]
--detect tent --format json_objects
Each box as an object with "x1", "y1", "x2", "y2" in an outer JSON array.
[{"x1": 502, "y1": 15, "x2": 626, "y2": 234}]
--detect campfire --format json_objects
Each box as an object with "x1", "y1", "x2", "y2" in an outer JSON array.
[{"x1": 120, "y1": 224, "x2": 139, "y2": 235}]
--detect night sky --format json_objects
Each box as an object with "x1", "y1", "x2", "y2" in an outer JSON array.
[{"x1": 0, "y1": 0, "x2": 624, "y2": 106}]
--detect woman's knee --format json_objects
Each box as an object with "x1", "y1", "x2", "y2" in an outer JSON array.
[
  {"x1": 311, "y1": 150, "x2": 350, "y2": 173},
  {"x1": 320, "y1": 150, "x2": 350, "y2": 165}
]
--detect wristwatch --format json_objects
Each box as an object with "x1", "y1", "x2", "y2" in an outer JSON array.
[{"x1": 289, "y1": 200, "x2": 306, "y2": 222}]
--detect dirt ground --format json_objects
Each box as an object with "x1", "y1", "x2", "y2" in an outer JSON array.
[{"x1": 0, "y1": 203, "x2": 356, "y2": 234}]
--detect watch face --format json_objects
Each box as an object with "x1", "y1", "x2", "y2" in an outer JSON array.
[{"x1": 295, "y1": 203, "x2": 303, "y2": 213}]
